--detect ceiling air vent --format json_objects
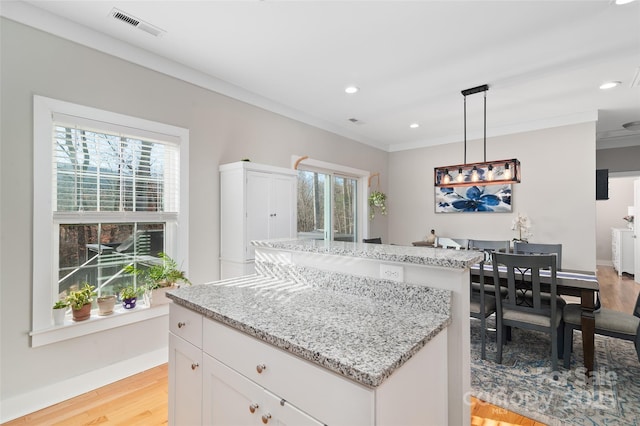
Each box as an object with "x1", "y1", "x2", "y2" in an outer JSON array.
[{"x1": 110, "y1": 8, "x2": 165, "y2": 37}]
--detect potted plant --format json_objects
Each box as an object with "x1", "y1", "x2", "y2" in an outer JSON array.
[
  {"x1": 97, "y1": 292, "x2": 117, "y2": 316},
  {"x1": 65, "y1": 283, "x2": 96, "y2": 322},
  {"x1": 368, "y1": 190, "x2": 387, "y2": 220},
  {"x1": 511, "y1": 212, "x2": 532, "y2": 243},
  {"x1": 120, "y1": 286, "x2": 142, "y2": 309},
  {"x1": 124, "y1": 253, "x2": 190, "y2": 306},
  {"x1": 52, "y1": 300, "x2": 68, "y2": 326}
]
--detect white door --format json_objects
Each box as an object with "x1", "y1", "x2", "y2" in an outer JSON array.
[
  {"x1": 269, "y1": 174, "x2": 296, "y2": 240},
  {"x1": 634, "y1": 179, "x2": 639, "y2": 280},
  {"x1": 246, "y1": 171, "x2": 271, "y2": 260}
]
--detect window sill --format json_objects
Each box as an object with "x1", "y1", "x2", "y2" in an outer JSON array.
[{"x1": 30, "y1": 303, "x2": 169, "y2": 347}]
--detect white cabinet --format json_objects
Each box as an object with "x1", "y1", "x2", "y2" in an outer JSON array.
[
  {"x1": 612, "y1": 228, "x2": 634, "y2": 275},
  {"x1": 220, "y1": 162, "x2": 297, "y2": 279},
  {"x1": 170, "y1": 304, "x2": 448, "y2": 426},
  {"x1": 168, "y1": 304, "x2": 203, "y2": 426},
  {"x1": 203, "y1": 355, "x2": 324, "y2": 426},
  {"x1": 202, "y1": 317, "x2": 372, "y2": 426}
]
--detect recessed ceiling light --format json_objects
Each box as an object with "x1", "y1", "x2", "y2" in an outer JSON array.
[
  {"x1": 409, "y1": 123, "x2": 420, "y2": 129},
  {"x1": 599, "y1": 81, "x2": 621, "y2": 89},
  {"x1": 345, "y1": 86, "x2": 359, "y2": 94},
  {"x1": 615, "y1": 0, "x2": 636, "y2": 5}
]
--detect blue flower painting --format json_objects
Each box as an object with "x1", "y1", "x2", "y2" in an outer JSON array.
[{"x1": 435, "y1": 184, "x2": 512, "y2": 213}]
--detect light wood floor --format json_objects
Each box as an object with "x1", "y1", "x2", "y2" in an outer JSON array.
[{"x1": 4, "y1": 266, "x2": 637, "y2": 426}]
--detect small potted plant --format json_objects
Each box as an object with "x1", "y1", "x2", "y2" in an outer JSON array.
[
  {"x1": 65, "y1": 283, "x2": 96, "y2": 322},
  {"x1": 511, "y1": 212, "x2": 532, "y2": 242},
  {"x1": 97, "y1": 292, "x2": 117, "y2": 316},
  {"x1": 120, "y1": 286, "x2": 142, "y2": 309},
  {"x1": 52, "y1": 300, "x2": 68, "y2": 326},
  {"x1": 368, "y1": 190, "x2": 387, "y2": 220},
  {"x1": 124, "y1": 253, "x2": 190, "y2": 306}
]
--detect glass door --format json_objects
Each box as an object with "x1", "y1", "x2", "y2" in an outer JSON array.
[{"x1": 297, "y1": 170, "x2": 358, "y2": 242}]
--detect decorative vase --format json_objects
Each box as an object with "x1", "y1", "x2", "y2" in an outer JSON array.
[
  {"x1": 97, "y1": 295, "x2": 117, "y2": 316},
  {"x1": 122, "y1": 297, "x2": 137, "y2": 309},
  {"x1": 53, "y1": 308, "x2": 66, "y2": 326},
  {"x1": 72, "y1": 303, "x2": 92, "y2": 321}
]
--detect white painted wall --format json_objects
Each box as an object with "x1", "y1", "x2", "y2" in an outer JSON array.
[
  {"x1": 1, "y1": 13, "x2": 625, "y2": 422},
  {"x1": 0, "y1": 18, "x2": 387, "y2": 420},
  {"x1": 387, "y1": 123, "x2": 597, "y2": 271}
]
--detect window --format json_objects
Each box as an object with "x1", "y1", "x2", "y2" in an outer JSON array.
[
  {"x1": 294, "y1": 157, "x2": 368, "y2": 242},
  {"x1": 32, "y1": 96, "x2": 189, "y2": 345}
]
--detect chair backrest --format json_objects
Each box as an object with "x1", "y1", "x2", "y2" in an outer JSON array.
[
  {"x1": 492, "y1": 252, "x2": 558, "y2": 319},
  {"x1": 513, "y1": 242, "x2": 563, "y2": 270},
  {"x1": 362, "y1": 237, "x2": 382, "y2": 244},
  {"x1": 469, "y1": 239, "x2": 510, "y2": 262},
  {"x1": 469, "y1": 239, "x2": 510, "y2": 252},
  {"x1": 437, "y1": 237, "x2": 468, "y2": 250}
]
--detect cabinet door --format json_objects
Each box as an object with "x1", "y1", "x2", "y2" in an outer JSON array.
[
  {"x1": 168, "y1": 333, "x2": 202, "y2": 426},
  {"x1": 203, "y1": 354, "x2": 265, "y2": 425},
  {"x1": 203, "y1": 355, "x2": 325, "y2": 426},
  {"x1": 246, "y1": 171, "x2": 272, "y2": 260},
  {"x1": 621, "y1": 230, "x2": 635, "y2": 273},
  {"x1": 264, "y1": 390, "x2": 324, "y2": 426},
  {"x1": 268, "y1": 174, "x2": 296, "y2": 240}
]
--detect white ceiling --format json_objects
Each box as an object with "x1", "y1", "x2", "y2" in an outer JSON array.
[{"x1": 5, "y1": 0, "x2": 640, "y2": 152}]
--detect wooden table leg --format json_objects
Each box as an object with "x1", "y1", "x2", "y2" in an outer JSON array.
[{"x1": 580, "y1": 289, "x2": 596, "y2": 373}]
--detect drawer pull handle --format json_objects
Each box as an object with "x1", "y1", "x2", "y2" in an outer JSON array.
[
  {"x1": 191, "y1": 363, "x2": 199, "y2": 370},
  {"x1": 177, "y1": 321, "x2": 186, "y2": 328},
  {"x1": 256, "y1": 364, "x2": 267, "y2": 374},
  {"x1": 261, "y1": 413, "x2": 272, "y2": 424},
  {"x1": 249, "y1": 403, "x2": 259, "y2": 414}
]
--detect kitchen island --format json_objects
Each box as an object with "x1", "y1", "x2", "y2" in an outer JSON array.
[{"x1": 168, "y1": 239, "x2": 482, "y2": 425}]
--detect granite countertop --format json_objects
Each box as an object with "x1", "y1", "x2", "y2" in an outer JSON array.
[
  {"x1": 168, "y1": 275, "x2": 451, "y2": 388},
  {"x1": 253, "y1": 238, "x2": 483, "y2": 269}
]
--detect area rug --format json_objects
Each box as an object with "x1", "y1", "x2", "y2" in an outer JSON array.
[{"x1": 470, "y1": 318, "x2": 640, "y2": 425}]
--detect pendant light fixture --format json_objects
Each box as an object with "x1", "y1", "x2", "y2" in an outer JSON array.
[{"x1": 434, "y1": 84, "x2": 520, "y2": 188}]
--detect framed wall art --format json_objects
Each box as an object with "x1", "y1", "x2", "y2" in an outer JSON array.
[{"x1": 435, "y1": 184, "x2": 512, "y2": 213}]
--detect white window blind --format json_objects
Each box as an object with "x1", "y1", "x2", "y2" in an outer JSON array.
[
  {"x1": 32, "y1": 95, "x2": 189, "y2": 345},
  {"x1": 52, "y1": 119, "x2": 179, "y2": 213}
]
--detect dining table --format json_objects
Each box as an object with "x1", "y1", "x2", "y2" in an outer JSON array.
[{"x1": 470, "y1": 262, "x2": 600, "y2": 373}]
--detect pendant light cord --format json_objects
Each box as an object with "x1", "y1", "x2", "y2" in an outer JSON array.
[
  {"x1": 484, "y1": 90, "x2": 487, "y2": 163},
  {"x1": 463, "y1": 95, "x2": 467, "y2": 164}
]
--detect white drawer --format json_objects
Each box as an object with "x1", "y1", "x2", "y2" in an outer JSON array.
[
  {"x1": 203, "y1": 318, "x2": 373, "y2": 426},
  {"x1": 169, "y1": 304, "x2": 203, "y2": 348}
]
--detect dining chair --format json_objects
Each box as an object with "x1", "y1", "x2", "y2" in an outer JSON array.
[
  {"x1": 362, "y1": 237, "x2": 382, "y2": 244},
  {"x1": 467, "y1": 240, "x2": 509, "y2": 359},
  {"x1": 492, "y1": 252, "x2": 564, "y2": 372},
  {"x1": 436, "y1": 237, "x2": 468, "y2": 250},
  {"x1": 512, "y1": 242, "x2": 566, "y2": 308},
  {"x1": 562, "y1": 292, "x2": 640, "y2": 368},
  {"x1": 469, "y1": 239, "x2": 511, "y2": 296},
  {"x1": 469, "y1": 239, "x2": 510, "y2": 257},
  {"x1": 513, "y1": 242, "x2": 563, "y2": 270},
  {"x1": 470, "y1": 277, "x2": 497, "y2": 360}
]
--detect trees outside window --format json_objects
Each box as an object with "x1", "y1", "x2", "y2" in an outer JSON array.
[
  {"x1": 33, "y1": 96, "x2": 188, "y2": 342},
  {"x1": 297, "y1": 169, "x2": 358, "y2": 242}
]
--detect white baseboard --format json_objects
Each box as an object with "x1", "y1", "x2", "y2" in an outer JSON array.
[
  {"x1": 596, "y1": 259, "x2": 614, "y2": 267},
  {"x1": 0, "y1": 347, "x2": 167, "y2": 423}
]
